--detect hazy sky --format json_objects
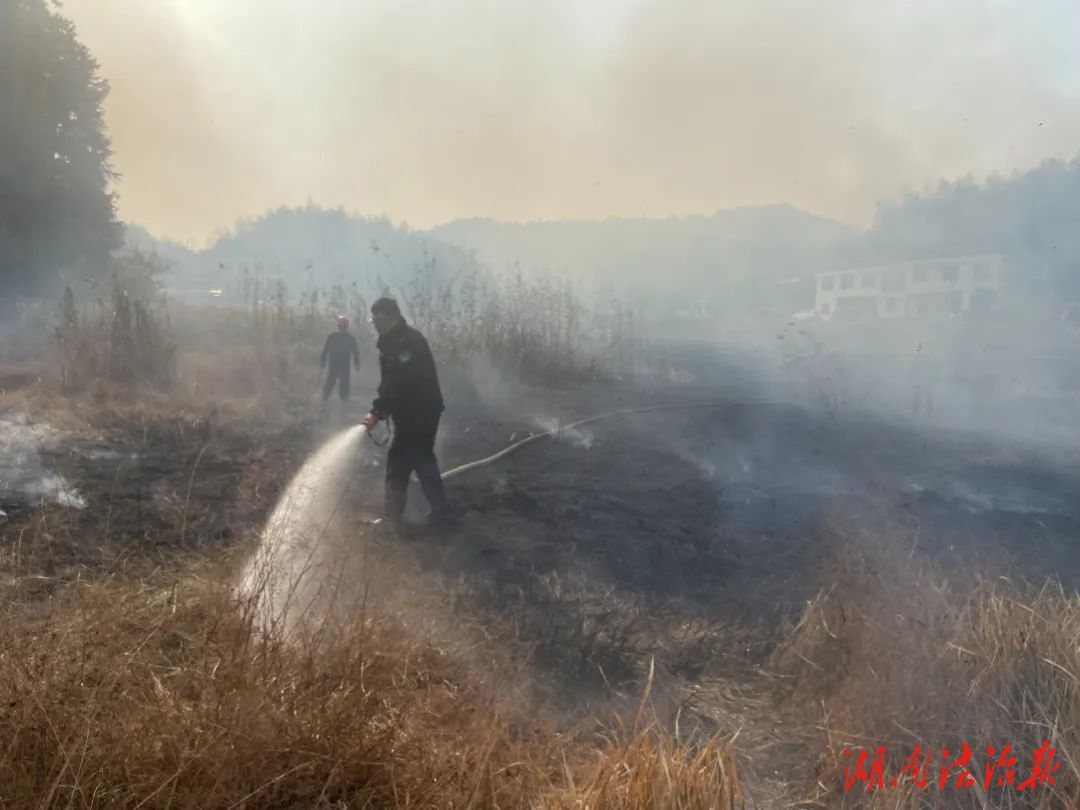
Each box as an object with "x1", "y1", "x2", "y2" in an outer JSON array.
[{"x1": 61, "y1": 0, "x2": 1080, "y2": 246}]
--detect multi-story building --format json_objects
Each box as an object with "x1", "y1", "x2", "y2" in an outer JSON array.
[{"x1": 814, "y1": 255, "x2": 1003, "y2": 321}]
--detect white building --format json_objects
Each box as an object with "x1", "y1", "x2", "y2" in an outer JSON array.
[{"x1": 814, "y1": 255, "x2": 1003, "y2": 322}]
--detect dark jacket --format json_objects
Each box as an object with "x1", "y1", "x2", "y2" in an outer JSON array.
[
  {"x1": 321, "y1": 331, "x2": 360, "y2": 370},
  {"x1": 371, "y1": 320, "x2": 444, "y2": 424}
]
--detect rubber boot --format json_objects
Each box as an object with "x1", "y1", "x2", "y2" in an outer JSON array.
[
  {"x1": 415, "y1": 459, "x2": 453, "y2": 530},
  {"x1": 383, "y1": 484, "x2": 407, "y2": 535}
]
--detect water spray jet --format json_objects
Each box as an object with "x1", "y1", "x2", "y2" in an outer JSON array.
[{"x1": 237, "y1": 399, "x2": 796, "y2": 633}]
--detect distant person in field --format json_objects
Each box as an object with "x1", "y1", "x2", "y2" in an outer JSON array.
[
  {"x1": 361, "y1": 298, "x2": 451, "y2": 533},
  {"x1": 321, "y1": 316, "x2": 360, "y2": 401}
]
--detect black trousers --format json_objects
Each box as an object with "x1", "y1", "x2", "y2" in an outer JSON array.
[
  {"x1": 385, "y1": 413, "x2": 447, "y2": 525},
  {"x1": 322, "y1": 365, "x2": 351, "y2": 401}
]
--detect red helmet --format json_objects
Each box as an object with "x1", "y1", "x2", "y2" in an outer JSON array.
[{"x1": 337, "y1": 315, "x2": 349, "y2": 328}]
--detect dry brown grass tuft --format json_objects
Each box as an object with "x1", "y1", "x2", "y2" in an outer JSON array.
[
  {"x1": 0, "y1": 562, "x2": 744, "y2": 809},
  {"x1": 771, "y1": 526, "x2": 1080, "y2": 808},
  {"x1": 54, "y1": 283, "x2": 177, "y2": 394},
  {"x1": 12, "y1": 248, "x2": 650, "y2": 417},
  {"x1": 552, "y1": 724, "x2": 743, "y2": 810},
  {"x1": 0, "y1": 567, "x2": 546, "y2": 808}
]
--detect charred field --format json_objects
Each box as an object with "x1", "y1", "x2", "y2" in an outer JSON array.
[{"x1": 4, "y1": 321, "x2": 1080, "y2": 808}]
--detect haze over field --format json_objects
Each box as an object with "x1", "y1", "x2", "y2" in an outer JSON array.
[
  {"x1": 60, "y1": 0, "x2": 1080, "y2": 246},
  {"x1": 8, "y1": 3, "x2": 1080, "y2": 807}
]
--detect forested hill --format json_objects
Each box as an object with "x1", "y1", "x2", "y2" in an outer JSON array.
[
  {"x1": 130, "y1": 206, "x2": 479, "y2": 296},
  {"x1": 866, "y1": 158, "x2": 1080, "y2": 298},
  {"x1": 129, "y1": 158, "x2": 1080, "y2": 314},
  {"x1": 429, "y1": 204, "x2": 858, "y2": 287}
]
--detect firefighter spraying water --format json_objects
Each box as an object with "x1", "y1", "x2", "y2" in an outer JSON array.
[
  {"x1": 238, "y1": 298, "x2": 450, "y2": 630},
  {"x1": 361, "y1": 297, "x2": 452, "y2": 534},
  {"x1": 239, "y1": 298, "x2": 803, "y2": 634}
]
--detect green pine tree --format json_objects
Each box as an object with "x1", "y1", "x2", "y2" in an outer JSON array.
[{"x1": 0, "y1": 0, "x2": 121, "y2": 312}]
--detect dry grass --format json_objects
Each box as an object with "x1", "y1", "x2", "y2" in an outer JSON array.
[
  {"x1": 11, "y1": 472, "x2": 1080, "y2": 808},
  {"x1": 32, "y1": 254, "x2": 647, "y2": 413},
  {"x1": 210, "y1": 258, "x2": 644, "y2": 396},
  {"x1": 0, "y1": 567, "x2": 532, "y2": 807},
  {"x1": 54, "y1": 282, "x2": 177, "y2": 394},
  {"x1": 548, "y1": 658, "x2": 743, "y2": 810},
  {"x1": 770, "y1": 524, "x2": 1080, "y2": 808},
  {"x1": 391, "y1": 261, "x2": 644, "y2": 379},
  {"x1": 11, "y1": 270, "x2": 1080, "y2": 808},
  {"x1": 552, "y1": 727, "x2": 743, "y2": 810},
  {"x1": 0, "y1": 559, "x2": 742, "y2": 809},
  {"x1": 6, "y1": 397, "x2": 1080, "y2": 809}
]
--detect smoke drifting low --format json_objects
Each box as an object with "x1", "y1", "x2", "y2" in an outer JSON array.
[{"x1": 61, "y1": 0, "x2": 1080, "y2": 245}]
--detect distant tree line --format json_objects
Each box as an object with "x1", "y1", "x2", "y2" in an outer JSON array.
[{"x1": 867, "y1": 158, "x2": 1080, "y2": 301}]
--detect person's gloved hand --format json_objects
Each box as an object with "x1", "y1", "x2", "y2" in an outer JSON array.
[{"x1": 361, "y1": 412, "x2": 380, "y2": 430}]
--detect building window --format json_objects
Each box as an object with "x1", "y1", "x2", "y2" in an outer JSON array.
[
  {"x1": 973, "y1": 265, "x2": 990, "y2": 282},
  {"x1": 882, "y1": 269, "x2": 906, "y2": 294},
  {"x1": 912, "y1": 267, "x2": 928, "y2": 283},
  {"x1": 885, "y1": 298, "x2": 899, "y2": 313},
  {"x1": 862, "y1": 273, "x2": 878, "y2": 288},
  {"x1": 841, "y1": 274, "x2": 855, "y2": 289},
  {"x1": 970, "y1": 288, "x2": 997, "y2": 312},
  {"x1": 941, "y1": 266, "x2": 959, "y2": 283},
  {"x1": 835, "y1": 296, "x2": 877, "y2": 320},
  {"x1": 820, "y1": 275, "x2": 835, "y2": 291},
  {"x1": 821, "y1": 301, "x2": 832, "y2": 315}
]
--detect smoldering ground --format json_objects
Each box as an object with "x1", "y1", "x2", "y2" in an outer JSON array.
[
  {"x1": 5, "y1": 317, "x2": 1080, "y2": 804},
  {"x1": 249, "y1": 351, "x2": 1080, "y2": 804},
  {"x1": 237, "y1": 337, "x2": 1080, "y2": 686}
]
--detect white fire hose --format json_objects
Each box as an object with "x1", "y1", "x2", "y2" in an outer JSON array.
[{"x1": 367, "y1": 400, "x2": 796, "y2": 482}]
